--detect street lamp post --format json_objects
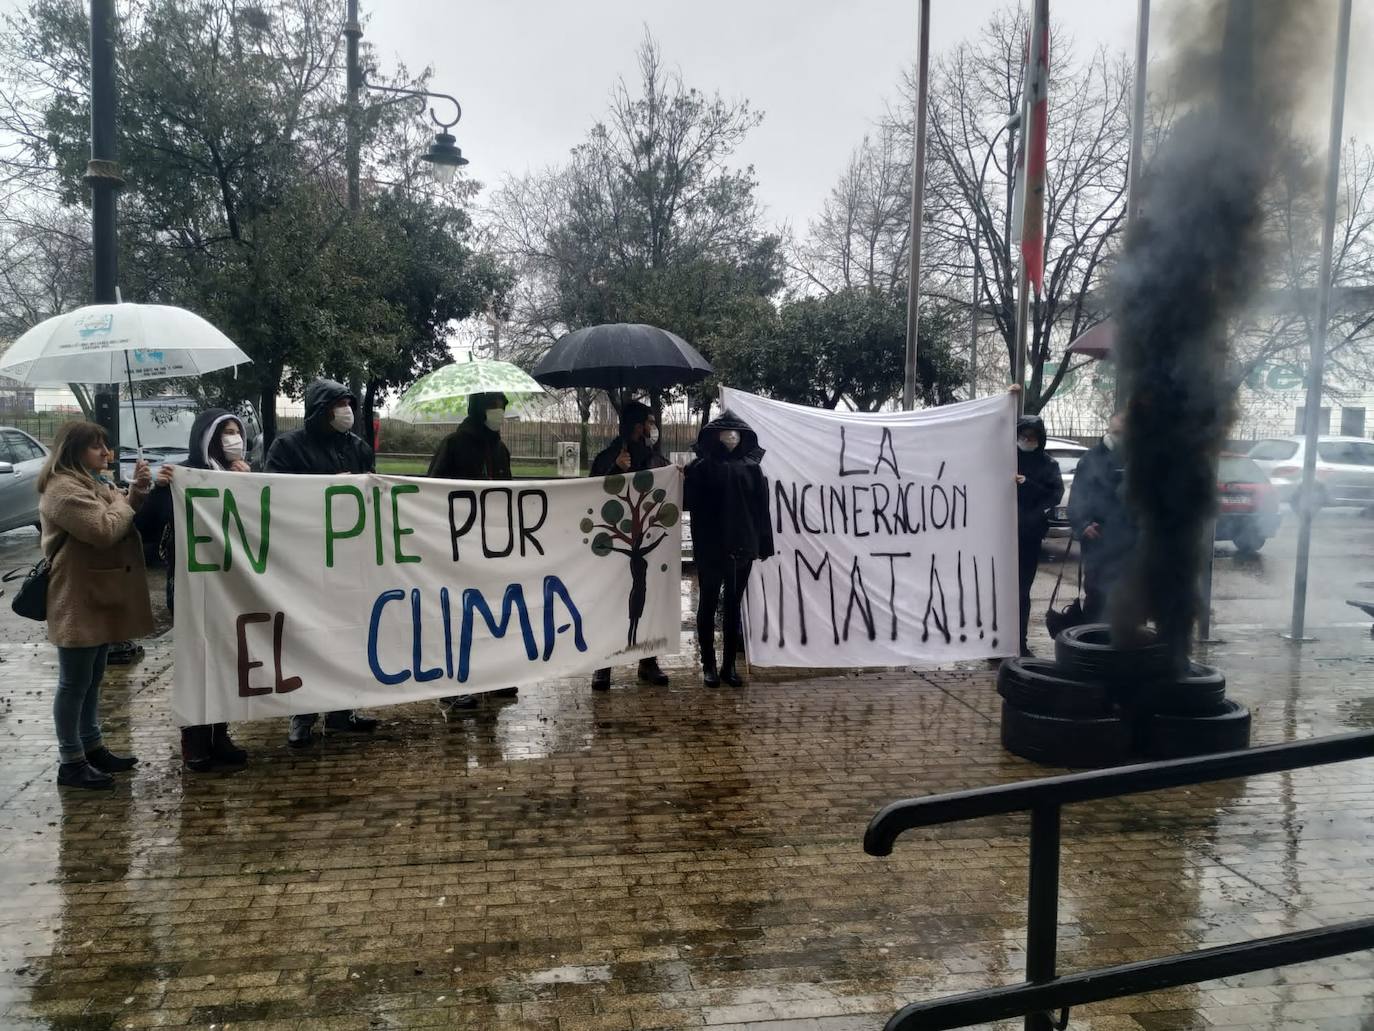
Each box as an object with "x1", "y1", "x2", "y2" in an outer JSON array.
[
  {"x1": 88, "y1": 0, "x2": 123, "y2": 452},
  {"x1": 342, "y1": 2, "x2": 468, "y2": 428}
]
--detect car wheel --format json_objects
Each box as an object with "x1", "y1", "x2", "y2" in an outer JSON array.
[
  {"x1": 1139, "y1": 699, "x2": 1251, "y2": 759},
  {"x1": 1233, "y1": 525, "x2": 1266, "y2": 554},
  {"x1": 996, "y1": 657, "x2": 1110, "y2": 717},
  {"x1": 1053, "y1": 623, "x2": 1176, "y2": 685},
  {"x1": 1141, "y1": 662, "x2": 1227, "y2": 715},
  {"x1": 1000, "y1": 702, "x2": 1132, "y2": 768}
]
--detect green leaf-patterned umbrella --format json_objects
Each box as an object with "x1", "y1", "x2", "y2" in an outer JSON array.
[{"x1": 391, "y1": 359, "x2": 544, "y2": 424}]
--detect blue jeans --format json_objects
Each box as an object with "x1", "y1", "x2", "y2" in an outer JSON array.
[{"x1": 55, "y1": 645, "x2": 109, "y2": 762}]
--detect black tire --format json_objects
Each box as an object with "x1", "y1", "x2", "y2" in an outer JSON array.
[
  {"x1": 996, "y1": 658, "x2": 1110, "y2": 717},
  {"x1": 1140, "y1": 662, "x2": 1226, "y2": 715},
  {"x1": 1139, "y1": 699, "x2": 1252, "y2": 759},
  {"x1": 1233, "y1": 526, "x2": 1265, "y2": 554},
  {"x1": 1054, "y1": 623, "x2": 1175, "y2": 684},
  {"x1": 1000, "y1": 702, "x2": 1133, "y2": 768}
]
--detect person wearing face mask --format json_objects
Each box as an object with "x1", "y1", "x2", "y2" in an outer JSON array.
[
  {"x1": 1068, "y1": 411, "x2": 1137, "y2": 623},
  {"x1": 136, "y1": 409, "x2": 251, "y2": 771},
  {"x1": 426, "y1": 392, "x2": 518, "y2": 711},
  {"x1": 427, "y1": 392, "x2": 513, "y2": 481},
  {"x1": 266, "y1": 378, "x2": 379, "y2": 746},
  {"x1": 1013, "y1": 415, "x2": 1064, "y2": 657},
  {"x1": 588, "y1": 400, "x2": 670, "y2": 690},
  {"x1": 684, "y1": 412, "x2": 773, "y2": 688}
]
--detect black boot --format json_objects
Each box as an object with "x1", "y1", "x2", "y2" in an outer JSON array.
[
  {"x1": 721, "y1": 627, "x2": 745, "y2": 687},
  {"x1": 181, "y1": 726, "x2": 215, "y2": 772},
  {"x1": 57, "y1": 760, "x2": 113, "y2": 790},
  {"x1": 324, "y1": 710, "x2": 379, "y2": 733},
  {"x1": 208, "y1": 724, "x2": 248, "y2": 767},
  {"x1": 591, "y1": 668, "x2": 611, "y2": 692},
  {"x1": 86, "y1": 745, "x2": 138, "y2": 773},
  {"x1": 637, "y1": 658, "x2": 670, "y2": 686},
  {"x1": 701, "y1": 644, "x2": 720, "y2": 688}
]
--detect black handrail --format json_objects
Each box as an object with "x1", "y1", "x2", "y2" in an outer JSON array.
[{"x1": 864, "y1": 730, "x2": 1374, "y2": 1031}]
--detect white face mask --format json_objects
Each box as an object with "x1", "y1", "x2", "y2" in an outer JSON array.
[
  {"x1": 330, "y1": 406, "x2": 355, "y2": 433},
  {"x1": 1017, "y1": 439, "x2": 1036, "y2": 453},
  {"x1": 485, "y1": 408, "x2": 505, "y2": 431},
  {"x1": 719, "y1": 430, "x2": 741, "y2": 452},
  {"x1": 1104, "y1": 432, "x2": 1120, "y2": 451},
  {"x1": 647, "y1": 427, "x2": 660, "y2": 447},
  {"x1": 221, "y1": 433, "x2": 245, "y2": 461}
]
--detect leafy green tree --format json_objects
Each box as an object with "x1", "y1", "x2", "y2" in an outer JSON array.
[{"x1": 713, "y1": 289, "x2": 965, "y2": 410}]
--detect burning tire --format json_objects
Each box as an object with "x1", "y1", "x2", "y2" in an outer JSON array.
[
  {"x1": 1141, "y1": 662, "x2": 1227, "y2": 715},
  {"x1": 1054, "y1": 624, "x2": 1175, "y2": 685},
  {"x1": 1138, "y1": 699, "x2": 1252, "y2": 759},
  {"x1": 1000, "y1": 702, "x2": 1132, "y2": 769},
  {"x1": 996, "y1": 658, "x2": 1110, "y2": 718}
]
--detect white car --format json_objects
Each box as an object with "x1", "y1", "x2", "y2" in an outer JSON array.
[
  {"x1": 0, "y1": 426, "x2": 49, "y2": 533},
  {"x1": 1247, "y1": 435, "x2": 1374, "y2": 510},
  {"x1": 1044, "y1": 437, "x2": 1089, "y2": 537}
]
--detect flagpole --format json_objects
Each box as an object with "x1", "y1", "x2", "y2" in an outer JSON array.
[
  {"x1": 1126, "y1": 0, "x2": 1150, "y2": 229},
  {"x1": 1289, "y1": 0, "x2": 1353, "y2": 643},
  {"x1": 1012, "y1": 0, "x2": 1047, "y2": 417},
  {"x1": 901, "y1": 0, "x2": 932, "y2": 412}
]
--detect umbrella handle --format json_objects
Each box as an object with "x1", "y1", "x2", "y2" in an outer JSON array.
[{"x1": 123, "y1": 351, "x2": 143, "y2": 457}]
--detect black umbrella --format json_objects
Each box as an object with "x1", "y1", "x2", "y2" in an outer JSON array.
[{"x1": 533, "y1": 323, "x2": 713, "y2": 390}]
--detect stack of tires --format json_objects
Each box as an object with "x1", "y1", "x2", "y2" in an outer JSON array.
[{"x1": 998, "y1": 624, "x2": 1252, "y2": 768}]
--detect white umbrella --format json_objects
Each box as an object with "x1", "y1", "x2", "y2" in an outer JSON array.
[{"x1": 0, "y1": 303, "x2": 252, "y2": 451}]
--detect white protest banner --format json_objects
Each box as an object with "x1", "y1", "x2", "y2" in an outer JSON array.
[
  {"x1": 171, "y1": 467, "x2": 682, "y2": 725},
  {"x1": 720, "y1": 388, "x2": 1017, "y2": 667}
]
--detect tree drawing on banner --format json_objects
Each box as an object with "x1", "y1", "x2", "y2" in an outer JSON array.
[{"x1": 580, "y1": 471, "x2": 679, "y2": 648}]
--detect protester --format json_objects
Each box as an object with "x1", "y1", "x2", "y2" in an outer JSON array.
[
  {"x1": 426, "y1": 392, "x2": 518, "y2": 711},
  {"x1": 1014, "y1": 415, "x2": 1064, "y2": 656},
  {"x1": 1068, "y1": 412, "x2": 1136, "y2": 622},
  {"x1": 267, "y1": 378, "x2": 380, "y2": 747},
  {"x1": 37, "y1": 422, "x2": 156, "y2": 790},
  {"x1": 684, "y1": 412, "x2": 773, "y2": 687},
  {"x1": 588, "y1": 401, "x2": 670, "y2": 690},
  {"x1": 135, "y1": 409, "x2": 252, "y2": 771}
]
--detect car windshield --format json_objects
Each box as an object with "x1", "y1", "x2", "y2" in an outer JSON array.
[
  {"x1": 119, "y1": 405, "x2": 197, "y2": 451},
  {"x1": 1219, "y1": 456, "x2": 1267, "y2": 482},
  {"x1": 1248, "y1": 439, "x2": 1298, "y2": 461}
]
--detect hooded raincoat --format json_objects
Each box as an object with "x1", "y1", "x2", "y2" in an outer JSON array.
[
  {"x1": 265, "y1": 379, "x2": 374, "y2": 475},
  {"x1": 427, "y1": 393, "x2": 512, "y2": 480}
]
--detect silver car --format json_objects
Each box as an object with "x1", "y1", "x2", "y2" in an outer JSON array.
[
  {"x1": 1045, "y1": 437, "x2": 1089, "y2": 537},
  {"x1": 0, "y1": 426, "x2": 49, "y2": 533},
  {"x1": 1247, "y1": 435, "x2": 1374, "y2": 510}
]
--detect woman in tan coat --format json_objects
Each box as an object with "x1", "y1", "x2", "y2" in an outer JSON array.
[{"x1": 38, "y1": 421, "x2": 163, "y2": 790}]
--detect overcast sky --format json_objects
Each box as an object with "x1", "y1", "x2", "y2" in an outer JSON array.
[{"x1": 0, "y1": 0, "x2": 1366, "y2": 233}]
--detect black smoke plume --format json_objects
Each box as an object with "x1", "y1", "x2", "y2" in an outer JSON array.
[{"x1": 1111, "y1": 0, "x2": 1325, "y2": 666}]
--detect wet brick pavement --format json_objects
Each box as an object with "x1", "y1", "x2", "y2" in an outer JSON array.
[{"x1": 2, "y1": 617, "x2": 1374, "y2": 1031}]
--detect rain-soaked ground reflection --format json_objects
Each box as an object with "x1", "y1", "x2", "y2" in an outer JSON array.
[{"x1": 2, "y1": 513, "x2": 1374, "y2": 1028}]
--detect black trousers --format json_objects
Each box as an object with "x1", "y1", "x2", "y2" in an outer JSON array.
[
  {"x1": 696, "y1": 559, "x2": 753, "y2": 667},
  {"x1": 1017, "y1": 533, "x2": 1043, "y2": 651}
]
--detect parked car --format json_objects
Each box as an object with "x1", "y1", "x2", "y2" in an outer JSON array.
[
  {"x1": 1216, "y1": 453, "x2": 1280, "y2": 554},
  {"x1": 1247, "y1": 435, "x2": 1374, "y2": 511},
  {"x1": 1044, "y1": 437, "x2": 1089, "y2": 538},
  {"x1": 0, "y1": 426, "x2": 49, "y2": 534}
]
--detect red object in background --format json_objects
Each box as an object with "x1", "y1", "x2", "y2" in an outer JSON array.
[
  {"x1": 1217, "y1": 453, "x2": 1278, "y2": 515},
  {"x1": 372, "y1": 415, "x2": 381, "y2": 452}
]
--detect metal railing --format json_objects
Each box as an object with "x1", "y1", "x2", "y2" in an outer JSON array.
[{"x1": 864, "y1": 731, "x2": 1374, "y2": 1031}]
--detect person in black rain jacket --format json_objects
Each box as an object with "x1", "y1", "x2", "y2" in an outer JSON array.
[
  {"x1": 427, "y1": 392, "x2": 512, "y2": 480},
  {"x1": 1014, "y1": 414, "x2": 1064, "y2": 656},
  {"x1": 589, "y1": 401, "x2": 671, "y2": 690},
  {"x1": 427, "y1": 392, "x2": 518, "y2": 710},
  {"x1": 265, "y1": 378, "x2": 379, "y2": 746},
  {"x1": 684, "y1": 411, "x2": 774, "y2": 687}
]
